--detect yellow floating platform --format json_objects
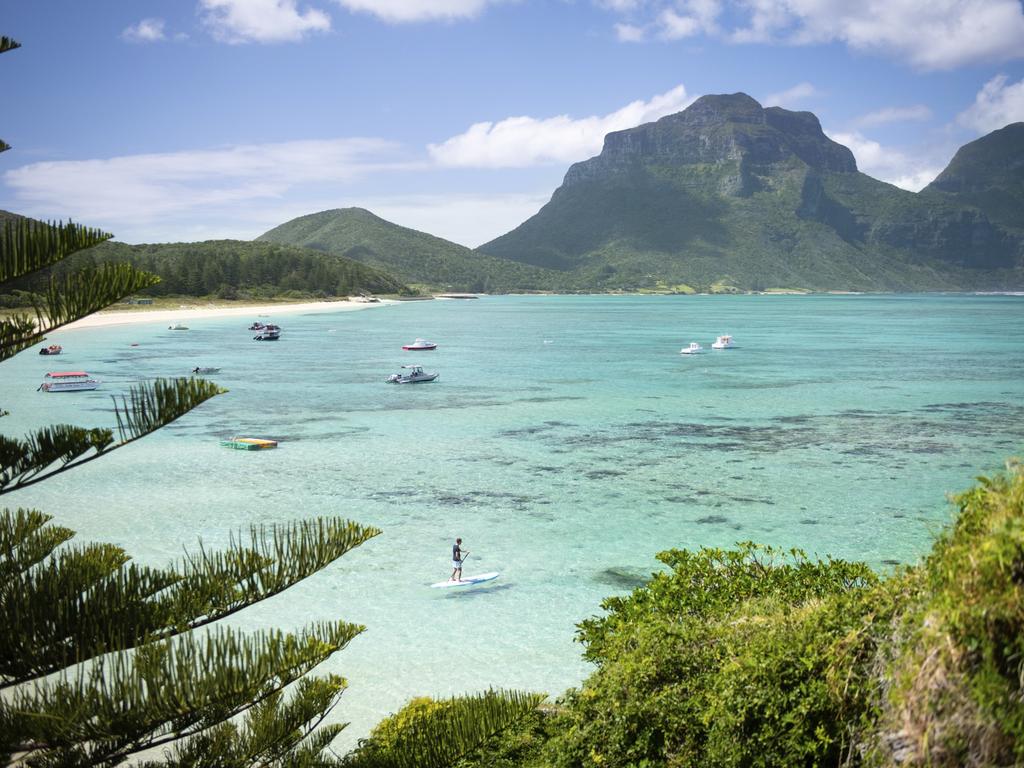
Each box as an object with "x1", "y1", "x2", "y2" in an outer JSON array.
[{"x1": 220, "y1": 437, "x2": 278, "y2": 450}]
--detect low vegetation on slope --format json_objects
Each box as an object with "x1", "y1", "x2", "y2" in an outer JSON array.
[
  {"x1": 0, "y1": 238, "x2": 409, "y2": 307},
  {"x1": 362, "y1": 463, "x2": 1024, "y2": 767}
]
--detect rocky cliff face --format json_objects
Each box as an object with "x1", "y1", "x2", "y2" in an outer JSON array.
[
  {"x1": 922, "y1": 122, "x2": 1024, "y2": 235},
  {"x1": 480, "y1": 93, "x2": 1023, "y2": 290},
  {"x1": 562, "y1": 93, "x2": 856, "y2": 197}
]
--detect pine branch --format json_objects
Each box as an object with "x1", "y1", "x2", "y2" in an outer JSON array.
[
  {"x1": 0, "y1": 218, "x2": 112, "y2": 284},
  {"x1": 0, "y1": 37, "x2": 19, "y2": 55},
  {"x1": 0, "y1": 379, "x2": 223, "y2": 496},
  {"x1": 0, "y1": 426, "x2": 115, "y2": 494},
  {"x1": 0, "y1": 313, "x2": 41, "y2": 362},
  {"x1": 5, "y1": 622, "x2": 363, "y2": 764},
  {"x1": 174, "y1": 518, "x2": 382, "y2": 629},
  {"x1": 0, "y1": 508, "x2": 73, "y2": 583},
  {"x1": 1, "y1": 515, "x2": 377, "y2": 689},
  {"x1": 0, "y1": 550, "x2": 181, "y2": 686},
  {"x1": 111, "y1": 378, "x2": 227, "y2": 444},
  {"x1": 137, "y1": 678, "x2": 348, "y2": 767},
  {"x1": 0, "y1": 263, "x2": 161, "y2": 362}
]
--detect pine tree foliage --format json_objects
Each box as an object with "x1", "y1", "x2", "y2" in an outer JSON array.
[{"x1": 0, "y1": 510, "x2": 381, "y2": 686}]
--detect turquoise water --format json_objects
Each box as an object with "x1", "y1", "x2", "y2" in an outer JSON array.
[{"x1": 3, "y1": 294, "x2": 1024, "y2": 745}]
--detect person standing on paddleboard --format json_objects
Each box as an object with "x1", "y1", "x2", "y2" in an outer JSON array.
[{"x1": 450, "y1": 538, "x2": 468, "y2": 581}]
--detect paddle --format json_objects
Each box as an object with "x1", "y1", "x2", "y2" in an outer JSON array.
[{"x1": 455, "y1": 551, "x2": 469, "y2": 581}]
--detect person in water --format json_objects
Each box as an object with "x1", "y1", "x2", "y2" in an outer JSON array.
[{"x1": 450, "y1": 537, "x2": 468, "y2": 581}]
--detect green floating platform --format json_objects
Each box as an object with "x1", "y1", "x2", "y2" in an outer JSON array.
[{"x1": 220, "y1": 437, "x2": 278, "y2": 450}]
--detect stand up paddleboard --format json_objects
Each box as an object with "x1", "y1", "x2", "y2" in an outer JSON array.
[{"x1": 430, "y1": 572, "x2": 499, "y2": 588}]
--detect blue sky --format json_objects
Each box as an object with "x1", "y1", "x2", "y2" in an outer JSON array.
[{"x1": 2, "y1": 0, "x2": 1023, "y2": 246}]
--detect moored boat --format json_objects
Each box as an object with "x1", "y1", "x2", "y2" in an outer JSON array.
[
  {"x1": 254, "y1": 324, "x2": 281, "y2": 341},
  {"x1": 191, "y1": 367, "x2": 221, "y2": 374},
  {"x1": 680, "y1": 342, "x2": 703, "y2": 355},
  {"x1": 386, "y1": 365, "x2": 438, "y2": 384},
  {"x1": 39, "y1": 371, "x2": 100, "y2": 392},
  {"x1": 711, "y1": 334, "x2": 735, "y2": 349},
  {"x1": 402, "y1": 338, "x2": 437, "y2": 351},
  {"x1": 38, "y1": 344, "x2": 63, "y2": 355},
  {"x1": 168, "y1": 324, "x2": 189, "y2": 331}
]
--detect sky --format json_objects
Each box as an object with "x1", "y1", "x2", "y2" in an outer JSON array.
[{"x1": 2, "y1": 0, "x2": 1024, "y2": 247}]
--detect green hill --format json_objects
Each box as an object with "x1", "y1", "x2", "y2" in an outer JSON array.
[
  {"x1": 479, "y1": 94, "x2": 1024, "y2": 291},
  {"x1": 255, "y1": 207, "x2": 573, "y2": 292},
  {"x1": 922, "y1": 122, "x2": 1024, "y2": 235}
]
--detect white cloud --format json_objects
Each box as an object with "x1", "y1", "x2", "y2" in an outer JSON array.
[
  {"x1": 957, "y1": 74, "x2": 1024, "y2": 134},
  {"x1": 601, "y1": 0, "x2": 1024, "y2": 70},
  {"x1": 200, "y1": 0, "x2": 331, "y2": 43},
  {"x1": 764, "y1": 82, "x2": 817, "y2": 108},
  {"x1": 658, "y1": 9, "x2": 701, "y2": 38},
  {"x1": 429, "y1": 84, "x2": 694, "y2": 168},
  {"x1": 615, "y1": 22, "x2": 647, "y2": 41},
  {"x1": 122, "y1": 18, "x2": 167, "y2": 43},
  {"x1": 657, "y1": 0, "x2": 720, "y2": 38},
  {"x1": 2, "y1": 138, "x2": 403, "y2": 233},
  {"x1": 597, "y1": 0, "x2": 645, "y2": 10},
  {"x1": 855, "y1": 104, "x2": 933, "y2": 126},
  {"x1": 826, "y1": 129, "x2": 940, "y2": 191},
  {"x1": 332, "y1": 0, "x2": 498, "y2": 22}
]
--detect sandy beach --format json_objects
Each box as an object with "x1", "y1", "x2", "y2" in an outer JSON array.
[{"x1": 60, "y1": 298, "x2": 396, "y2": 332}]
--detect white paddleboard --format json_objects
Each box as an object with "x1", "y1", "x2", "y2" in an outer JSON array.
[{"x1": 430, "y1": 572, "x2": 500, "y2": 588}]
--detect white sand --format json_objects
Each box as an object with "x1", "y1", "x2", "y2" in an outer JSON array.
[{"x1": 61, "y1": 299, "x2": 396, "y2": 332}]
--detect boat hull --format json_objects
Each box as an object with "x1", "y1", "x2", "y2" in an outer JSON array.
[
  {"x1": 387, "y1": 373, "x2": 439, "y2": 384},
  {"x1": 41, "y1": 381, "x2": 100, "y2": 392}
]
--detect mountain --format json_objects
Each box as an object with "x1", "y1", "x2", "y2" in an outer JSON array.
[
  {"x1": 921, "y1": 122, "x2": 1024, "y2": 235},
  {"x1": 256, "y1": 207, "x2": 572, "y2": 292},
  {"x1": 479, "y1": 93, "x2": 1023, "y2": 291}
]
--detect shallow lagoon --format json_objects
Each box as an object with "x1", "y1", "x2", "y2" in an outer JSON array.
[{"x1": 4, "y1": 294, "x2": 1024, "y2": 745}]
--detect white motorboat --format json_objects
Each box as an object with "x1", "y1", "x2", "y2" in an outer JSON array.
[
  {"x1": 168, "y1": 324, "x2": 189, "y2": 331},
  {"x1": 680, "y1": 342, "x2": 703, "y2": 355},
  {"x1": 191, "y1": 367, "x2": 221, "y2": 375},
  {"x1": 402, "y1": 338, "x2": 437, "y2": 351},
  {"x1": 386, "y1": 365, "x2": 438, "y2": 384},
  {"x1": 254, "y1": 324, "x2": 281, "y2": 341},
  {"x1": 711, "y1": 335, "x2": 735, "y2": 349},
  {"x1": 39, "y1": 371, "x2": 100, "y2": 392}
]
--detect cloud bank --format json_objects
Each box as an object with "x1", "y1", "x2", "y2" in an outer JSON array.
[
  {"x1": 429, "y1": 85, "x2": 694, "y2": 168},
  {"x1": 601, "y1": 0, "x2": 1024, "y2": 70},
  {"x1": 826, "y1": 130, "x2": 941, "y2": 191},
  {"x1": 958, "y1": 74, "x2": 1024, "y2": 133},
  {"x1": 3, "y1": 138, "x2": 400, "y2": 227},
  {"x1": 332, "y1": 0, "x2": 500, "y2": 22},
  {"x1": 200, "y1": 0, "x2": 332, "y2": 43}
]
